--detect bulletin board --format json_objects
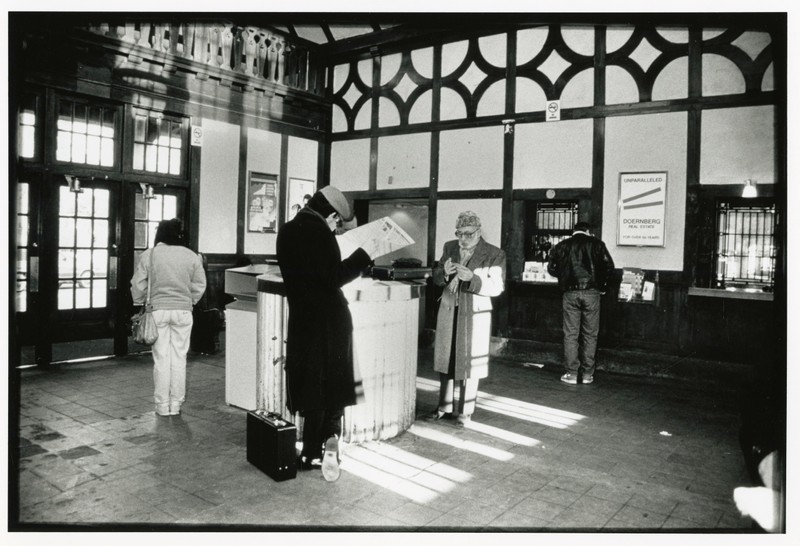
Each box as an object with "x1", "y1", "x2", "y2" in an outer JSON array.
[{"x1": 617, "y1": 171, "x2": 667, "y2": 247}]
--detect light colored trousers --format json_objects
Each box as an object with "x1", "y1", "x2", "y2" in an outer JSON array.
[{"x1": 151, "y1": 309, "x2": 193, "y2": 412}]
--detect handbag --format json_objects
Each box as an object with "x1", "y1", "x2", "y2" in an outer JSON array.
[{"x1": 132, "y1": 249, "x2": 159, "y2": 346}]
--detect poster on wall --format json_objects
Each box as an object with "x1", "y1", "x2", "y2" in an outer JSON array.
[
  {"x1": 286, "y1": 178, "x2": 315, "y2": 221},
  {"x1": 617, "y1": 171, "x2": 667, "y2": 247},
  {"x1": 247, "y1": 172, "x2": 279, "y2": 233}
]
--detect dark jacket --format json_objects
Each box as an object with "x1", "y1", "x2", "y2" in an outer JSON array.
[
  {"x1": 547, "y1": 231, "x2": 615, "y2": 292},
  {"x1": 276, "y1": 208, "x2": 372, "y2": 413},
  {"x1": 432, "y1": 238, "x2": 506, "y2": 380}
]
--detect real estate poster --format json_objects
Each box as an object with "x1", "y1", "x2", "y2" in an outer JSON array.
[{"x1": 617, "y1": 171, "x2": 667, "y2": 247}]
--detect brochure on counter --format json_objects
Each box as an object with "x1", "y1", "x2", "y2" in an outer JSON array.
[{"x1": 336, "y1": 216, "x2": 415, "y2": 260}]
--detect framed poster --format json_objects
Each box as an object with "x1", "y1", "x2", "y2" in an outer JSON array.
[
  {"x1": 617, "y1": 171, "x2": 667, "y2": 247},
  {"x1": 247, "y1": 172, "x2": 278, "y2": 233},
  {"x1": 286, "y1": 178, "x2": 315, "y2": 221}
]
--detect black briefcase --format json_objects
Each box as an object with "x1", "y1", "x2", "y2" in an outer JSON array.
[{"x1": 246, "y1": 411, "x2": 297, "y2": 482}]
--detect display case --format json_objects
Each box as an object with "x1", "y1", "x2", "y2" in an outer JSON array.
[{"x1": 224, "y1": 264, "x2": 275, "y2": 410}]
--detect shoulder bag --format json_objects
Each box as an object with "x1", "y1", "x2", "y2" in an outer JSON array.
[{"x1": 132, "y1": 248, "x2": 159, "y2": 345}]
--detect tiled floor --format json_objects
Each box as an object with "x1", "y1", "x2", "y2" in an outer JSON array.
[{"x1": 11, "y1": 347, "x2": 761, "y2": 533}]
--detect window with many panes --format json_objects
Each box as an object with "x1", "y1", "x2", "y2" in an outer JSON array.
[
  {"x1": 58, "y1": 186, "x2": 110, "y2": 310},
  {"x1": 132, "y1": 109, "x2": 187, "y2": 176},
  {"x1": 133, "y1": 193, "x2": 179, "y2": 265},
  {"x1": 56, "y1": 98, "x2": 116, "y2": 167},
  {"x1": 715, "y1": 200, "x2": 777, "y2": 289},
  {"x1": 526, "y1": 201, "x2": 578, "y2": 262},
  {"x1": 16, "y1": 183, "x2": 30, "y2": 312},
  {"x1": 18, "y1": 94, "x2": 40, "y2": 160}
]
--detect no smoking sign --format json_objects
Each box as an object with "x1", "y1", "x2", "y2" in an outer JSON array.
[{"x1": 545, "y1": 100, "x2": 561, "y2": 122}]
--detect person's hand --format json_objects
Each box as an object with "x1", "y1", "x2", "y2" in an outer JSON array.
[
  {"x1": 444, "y1": 258, "x2": 457, "y2": 276},
  {"x1": 454, "y1": 263, "x2": 474, "y2": 282},
  {"x1": 361, "y1": 238, "x2": 391, "y2": 261}
]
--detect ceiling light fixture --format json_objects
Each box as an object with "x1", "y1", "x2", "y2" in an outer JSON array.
[{"x1": 742, "y1": 179, "x2": 757, "y2": 198}]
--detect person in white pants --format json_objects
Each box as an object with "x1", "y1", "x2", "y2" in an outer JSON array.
[
  {"x1": 151, "y1": 309, "x2": 194, "y2": 414},
  {"x1": 131, "y1": 219, "x2": 206, "y2": 416}
]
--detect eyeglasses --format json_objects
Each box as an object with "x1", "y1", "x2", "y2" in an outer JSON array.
[{"x1": 455, "y1": 229, "x2": 479, "y2": 239}]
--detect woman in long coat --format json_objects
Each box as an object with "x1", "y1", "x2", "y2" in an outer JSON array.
[
  {"x1": 276, "y1": 186, "x2": 372, "y2": 477},
  {"x1": 430, "y1": 211, "x2": 506, "y2": 425}
]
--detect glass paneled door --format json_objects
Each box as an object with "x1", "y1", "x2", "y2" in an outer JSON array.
[
  {"x1": 51, "y1": 177, "x2": 120, "y2": 345},
  {"x1": 57, "y1": 183, "x2": 114, "y2": 312},
  {"x1": 16, "y1": 174, "x2": 187, "y2": 366}
]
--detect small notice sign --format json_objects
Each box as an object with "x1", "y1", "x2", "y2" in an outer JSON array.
[
  {"x1": 545, "y1": 100, "x2": 561, "y2": 122},
  {"x1": 191, "y1": 126, "x2": 203, "y2": 147}
]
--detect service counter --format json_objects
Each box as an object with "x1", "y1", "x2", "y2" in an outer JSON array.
[
  {"x1": 223, "y1": 264, "x2": 273, "y2": 410},
  {"x1": 255, "y1": 266, "x2": 425, "y2": 444}
]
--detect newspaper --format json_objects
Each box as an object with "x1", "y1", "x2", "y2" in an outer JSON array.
[{"x1": 336, "y1": 216, "x2": 415, "y2": 260}]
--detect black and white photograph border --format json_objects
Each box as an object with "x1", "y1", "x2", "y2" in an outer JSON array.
[{"x1": 3, "y1": 1, "x2": 798, "y2": 545}]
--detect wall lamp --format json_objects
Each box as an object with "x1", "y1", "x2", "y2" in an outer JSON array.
[
  {"x1": 742, "y1": 179, "x2": 758, "y2": 198},
  {"x1": 65, "y1": 175, "x2": 83, "y2": 193},
  {"x1": 138, "y1": 182, "x2": 157, "y2": 199}
]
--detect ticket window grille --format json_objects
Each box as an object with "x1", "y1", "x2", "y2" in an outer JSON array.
[
  {"x1": 715, "y1": 200, "x2": 777, "y2": 289},
  {"x1": 528, "y1": 202, "x2": 578, "y2": 262}
]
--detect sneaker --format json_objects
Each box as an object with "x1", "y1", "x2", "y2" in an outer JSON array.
[
  {"x1": 155, "y1": 405, "x2": 171, "y2": 416},
  {"x1": 456, "y1": 414, "x2": 472, "y2": 427},
  {"x1": 560, "y1": 373, "x2": 578, "y2": 384},
  {"x1": 582, "y1": 375, "x2": 594, "y2": 385},
  {"x1": 321, "y1": 436, "x2": 341, "y2": 482},
  {"x1": 423, "y1": 409, "x2": 453, "y2": 422},
  {"x1": 169, "y1": 403, "x2": 181, "y2": 415},
  {"x1": 297, "y1": 456, "x2": 322, "y2": 471}
]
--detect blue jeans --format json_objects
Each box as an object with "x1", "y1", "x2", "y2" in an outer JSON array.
[{"x1": 561, "y1": 289, "x2": 601, "y2": 377}]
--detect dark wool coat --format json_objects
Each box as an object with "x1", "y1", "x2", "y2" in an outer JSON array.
[
  {"x1": 276, "y1": 208, "x2": 372, "y2": 413},
  {"x1": 432, "y1": 238, "x2": 506, "y2": 380}
]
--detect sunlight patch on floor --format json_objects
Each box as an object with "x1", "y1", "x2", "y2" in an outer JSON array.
[
  {"x1": 460, "y1": 420, "x2": 540, "y2": 446},
  {"x1": 340, "y1": 457, "x2": 439, "y2": 503},
  {"x1": 359, "y1": 442, "x2": 473, "y2": 483},
  {"x1": 407, "y1": 424, "x2": 514, "y2": 461},
  {"x1": 416, "y1": 376, "x2": 585, "y2": 429},
  {"x1": 337, "y1": 437, "x2": 480, "y2": 503}
]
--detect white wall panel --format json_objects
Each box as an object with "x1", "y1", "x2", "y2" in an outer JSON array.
[
  {"x1": 603, "y1": 112, "x2": 687, "y2": 272},
  {"x1": 438, "y1": 126, "x2": 504, "y2": 191},
  {"x1": 244, "y1": 127, "x2": 281, "y2": 255},
  {"x1": 331, "y1": 139, "x2": 371, "y2": 191},
  {"x1": 198, "y1": 119, "x2": 239, "y2": 254}
]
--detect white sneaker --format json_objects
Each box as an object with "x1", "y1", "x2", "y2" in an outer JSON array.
[
  {"x1": 169, "y1": 403, "x2": 181, "y2": 415},
  {"x1": 560, "y1": 373, "x2": 578, "y2": 384},
  {"x1": 321, "y1": 436, "x2": 341, "y2": 482},
  {"x1": 582, "y1": 375, "x2": 594, "y2": 384}
]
